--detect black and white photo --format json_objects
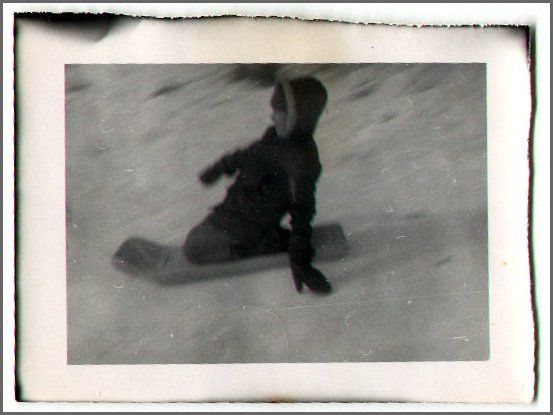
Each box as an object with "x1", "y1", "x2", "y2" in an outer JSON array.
[
  {"x1": 66, "y1": 63, "x2": 489, "y2": 365},
  {"x1": 12, "y1": 14, "x2": 538, "y2": 404}
]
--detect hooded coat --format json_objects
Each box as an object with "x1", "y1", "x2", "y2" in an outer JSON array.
[{"x1": 188, "y1": 77, "x2": 328, "y2": 279}]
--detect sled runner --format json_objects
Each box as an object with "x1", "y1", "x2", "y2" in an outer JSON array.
[{"x1": 112, "y1": 222, "x2": 348, "y2": 284}]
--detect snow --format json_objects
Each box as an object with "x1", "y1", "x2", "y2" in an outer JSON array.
[{"x1": 66, "y1": 63, "x2": 488, "y2": 364}]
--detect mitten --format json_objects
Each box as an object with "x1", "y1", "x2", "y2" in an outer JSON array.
[
  {"x1": 199, "y1": 164, "x2": 222, "y2": 185},
  {"x1": 291, "y1": 264, "x2": 332, "y2": 294}
]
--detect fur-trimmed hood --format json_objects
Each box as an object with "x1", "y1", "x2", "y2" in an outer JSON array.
[{"x1": 271, "y1": 77, "x2": 328, "y2": 136}]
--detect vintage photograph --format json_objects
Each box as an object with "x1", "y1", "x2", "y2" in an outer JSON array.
[
  {"x1": 12, "y1": 10, "x2": 539, "y2": 404},
  {"x1": 65, "y1": 63, "x2": 489, "y2": 365}
]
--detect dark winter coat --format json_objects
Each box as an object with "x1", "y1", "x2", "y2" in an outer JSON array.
[
  {"x1": 203, "y1": 126, "x2": 321, "y2": 268},
  {"x1": 199, "y1": 77, "x2": 328, "y2": 277}
]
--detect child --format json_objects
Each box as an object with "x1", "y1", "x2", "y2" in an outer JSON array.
[{"x1": 184, "y1": 76, "x2": 331, "y2": 294}]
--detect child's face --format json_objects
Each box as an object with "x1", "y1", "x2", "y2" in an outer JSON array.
[{"x1": 272, "y1": 109, "x2": 289, "y2": 138}]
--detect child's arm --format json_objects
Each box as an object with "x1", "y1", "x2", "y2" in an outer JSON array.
[
  {"x1": 288, "y1": 177, "x2": 332, "y2": 294},
  {"x1": 198, "y1": 148, "x2": 248, "y2": 185},
  {"x1": 200, "y1": 129, "x2": 272, "y2": 184}
]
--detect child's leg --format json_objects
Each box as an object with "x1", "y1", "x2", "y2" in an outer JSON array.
[
  {"x1": 253, "y1": 227, "x2": 290, "y2": 256},
  {"x1": 183, "y1": 219, "x2": 235, "y2": 264}
]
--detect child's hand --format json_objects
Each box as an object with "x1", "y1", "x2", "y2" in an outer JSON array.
[
  {"x1": 292, "y1": 265, "x2": 332, "y2": 294},
  {"x1": 198, "y1": 165, "x2": 221, "y2": 185}
]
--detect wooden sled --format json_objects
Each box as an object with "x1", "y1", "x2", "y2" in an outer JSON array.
[{"x1": 112, "y1": 223, "x2": 348, "y2": 285}]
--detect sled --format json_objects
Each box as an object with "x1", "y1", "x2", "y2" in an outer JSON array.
[{"x1": 112, "y1": 223, "x2": 349, "y2": 284}]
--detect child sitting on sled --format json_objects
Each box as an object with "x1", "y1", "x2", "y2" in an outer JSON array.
[{"x1": 183, "y1": 76, "x2": 332, "y2": 294}]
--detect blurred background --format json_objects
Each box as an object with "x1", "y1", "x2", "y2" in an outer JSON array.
[{"x1": 66, "y1": 63, "x2": 488, "y2": 364}]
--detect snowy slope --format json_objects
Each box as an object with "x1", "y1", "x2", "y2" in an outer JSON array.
[{"x1": 66, "y1": 63, "x2": 488, "y2": 364}]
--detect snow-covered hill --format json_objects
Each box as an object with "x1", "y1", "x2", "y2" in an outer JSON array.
[{"x1": 66, "y1": 63, "x2": 488, "y2": 364}]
